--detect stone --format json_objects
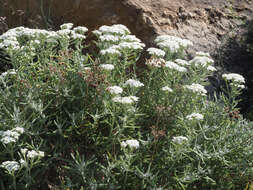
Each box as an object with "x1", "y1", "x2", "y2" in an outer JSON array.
[{"x1": 0, "y1": 0, "x2": 252, "y2": 52}]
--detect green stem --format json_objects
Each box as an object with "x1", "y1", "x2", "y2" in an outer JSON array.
[{"x1": 12, "y1": 174, "x2": 16, "y2": 190}]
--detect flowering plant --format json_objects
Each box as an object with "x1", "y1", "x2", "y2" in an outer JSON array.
[{"x1": 0, "y1": 23, "x2": 252, "y2": 190}]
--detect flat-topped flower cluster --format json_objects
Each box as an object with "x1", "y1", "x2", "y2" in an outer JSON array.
[
  {"x1": 93, "y1": 24, "x2": 145, "y2": 58},
  {"x1": 0, "y1": 23, "x2": 88, "y2": 52}
]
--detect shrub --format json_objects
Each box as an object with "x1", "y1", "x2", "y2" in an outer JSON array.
[{"x1": 0, "y1": 23, "x2": 252, "y2": 190}]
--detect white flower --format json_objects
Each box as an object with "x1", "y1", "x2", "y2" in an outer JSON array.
[
  {"x1": 165, "y1": 61, "x2": 187, "y2": 72},
  {"x1": 12, "y1": 127, "x2": 24, "y2": 134},
  {"x1": 71, "y1": 32, "x2": 86, "y2": 40},
  {"x1": 100, "y1": 47, "x2": 121, "y2": 56},
  {"x1": 99, "y1": 64, "x2": 114, "y2": 71},
  {"x1": 222, "y1": 73, "x2": 245, "y2": 83},
  {"x1": 121, "y1": 141, "x2": 127, "y2": 148},
  {"x1": 106, "y1": 86, "x2": 123, "y2": 95},
  {"x1": 4, "y1": 130, "x2": 20, "y2": 139},
  {"x1": 73, "y1": 26, "x2": 88, "y2": 34},
  {"x1": 186, "y1": 113, "x2": 204, "y2": 120},
  {"x1": 121, "y1": 139, "x2": 140, "y2": 149},
  {"x1": 174, "y1": 59, "x2": 190, "y2": 66},
  {"x1": 99, "y1": 34, "x2": 119, "y2": 42},
  {"x1": 57, "y1": 29, "x2": 71, "y2": 37},
  {"x1": 0, "y1": 130, "x2": 20, "y2": 144},
  {"x1": 189, "y1": 56, "x2": 214, "y2": 67},
  {"x1": 147, "y1": 48, "x2": 165, "y2": 57},
  {"x1": 119, "y1": 42, "x2": 145, "y2": 50},
  {"x1": 1, "y1": 39, "x2": 20, "y2": 49},
  {"x1": 155, "y1": 35, "x2": 192, "y2": 52},
  {"x1": 124, "y1": 79, "x2": 144, "y2": 88},
  {"x1": 121, "y1": 35, "x2": 141, "y2": 42},
  {"x1": 232, "y1": 84, "x2": 245, "y2": 89},
  {"x1": 0, "y1": 69, "x2": 17, "y2": 78},
  {"x1": 128, "y1": 96, "x2": 139, "y2": 102},
  {"x1": 196, "y1": 51, "x2": 210, "y2": 57},
  {"x1": 60, "y1": 23, "x2": 74, "y2": 30},
  {"x1": 112, "y1": 96, "x2": 139, "y2": 104},
  {"x1": 146, "y1": 58, "x2": 165, "y2": 68},
  {"x1": 99, "y1": 24, "x2": 130, "y2": 35},
  {"x1": 33, "y1": 40, "x2": 40, "y2": 44},
  {"x1": 92, "y1": 30, "x2": 102, "y2": 36},
  {"x1": 83, "y1": 67, "x2": 91, "y2": 71},
  {"x1": 113, "y1": 24, "x2": 131, "y2": 34},
  {"x1": 19, "y1": 159, "x2": 27, "y2": 167},
  {"x1": 162, "y1": 86, "x2": 173, "y2": 92},
  {"x1": 184, "y1": 83, "x2": 207, "y2": 96},
  {"x1": 1, "y1": 161, "x2": 20, "y2": 172},
  {"x1": 172, "y1": 136, "x2": 188, "y2": 145},
  {"x1": 27, "y1": 150, "x2": 45, "y2": 159},
  {"x1": 21, "y1": 148, "x2": 28, "y2": 155},
  {"x1": 157, "y1": 41, "x2": 180, "y2": 53},
  {"x1": 207, "y1": 65, "x2": 217, "y2": 72},
  {"x1": 1, "y1": 136, "x2": 17, "y2": 144}
]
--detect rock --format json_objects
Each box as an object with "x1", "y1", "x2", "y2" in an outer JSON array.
[{"x1": 1, "y1": 0, "x2": 253, "y2": 53}]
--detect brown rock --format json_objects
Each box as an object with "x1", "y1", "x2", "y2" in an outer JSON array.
[{"x1": 0, "y1": 0, "x2": 253, "y2": 52}]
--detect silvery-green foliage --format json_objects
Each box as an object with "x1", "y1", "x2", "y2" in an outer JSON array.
[{"x1": 0, "y1": 24, "x2": 252, "y2": 190}]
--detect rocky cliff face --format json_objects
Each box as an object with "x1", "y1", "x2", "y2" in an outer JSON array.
[{"x1": 1, "y1": 0, "x2": 252, "y2": 52}]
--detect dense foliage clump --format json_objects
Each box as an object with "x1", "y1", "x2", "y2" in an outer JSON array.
[{"x1": 0, "y1": 23, "x2": 252, "y2": 190}]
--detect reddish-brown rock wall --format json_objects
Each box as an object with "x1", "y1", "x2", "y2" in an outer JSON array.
[{"x1": 0, "y1": 0, "x2": 253, "y2": 52}]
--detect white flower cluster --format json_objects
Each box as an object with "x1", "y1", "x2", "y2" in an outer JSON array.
[
  {"x1": 112, "y1": 96, "x2": 139, "y2": 104},
  {"x1": 0, "y1": 161, "x2": 20, "y2": 172},
  {"x1": 146, "y1": 58, "x2": 165, "y2": 68},
  {"x1": 147, "y1": 47, "x2": 166, "y2": 57},
  {"x1": 121, "y1": 139, "x2": 140, "y2": 149},
  {"x1": 121, "y1": 35, "x2": 141, "y2": 42},
  {"x1": 124, "y1": 79, "x2": 144, "y2": 88},
  {"x1": 0, "y1": 31, "x2": 20, "y2": 49},
  {"x1": 99, "y1": 64, "x2": 115, "y2": 71},
  {"x1": 71, "y1": 32, "x2": 86, "y2": 40},
  {"x1": 106, "y1": 86, "x2": 123, "y2": 95},
  {"x1": 0, "y1": 69, "x2": 17, "y2": 79},
  {"x1": 184, "y1": 83, "x2": 207, "y2": 96},
  {"x1": 100, "y1": 47, "x2": 121, "y2": 56},
  {"x1": 196, "y1": 51, "x2": 210, "y2": 57},
  {"x1": 172, "y1": 136, "x2": 188, "y2": 145},
  {"x1": 94, "y1": 24, "x2": 145, "y2": 57},
  {"x1": 27, "y1": 150, "x2": 45, "y2": 158},
  {"x1": 162, "y1": 86, "x2": 173, "y2": 92},
  {"x1": 207, "y1": 65, "x2": 217, "y2": 72},
  {"x1": 98, "y1": 24, "x2": 130, "y2": 35},
  {"x1": 186, "y1": 113, "x2": 204, "y2": 120},
  {"x1": 189, "y1": 56, "x2": 214, "y2": 67},
  {"x1": 57, "y1": 29, "x2": 71, "y2": 37},
  {"x1": 165, "y1": 61, "x2": 187, "y2": 72},
  {"x1": 154, "y1": 35, "x2": 193, "y2": 53},
  {"x1": 118, "y1": 41, "x2": 145, "y2": 50},
  {"x1": 231, "y1": 83, "x2": 245, "y2": 89},
  {"x1": 21, "y1": 148, "x2": 45, "y2": 159},
  {"x1": 92, "y1": 30, "x2": 102, "y2": 36},
  {"x1": 0, "y1": 23, "x2": 88, "y2": 52},
  {"x1": 19, "y1": 159, "x2": 26, "y2": 167},
  {"x1": 73, "y1": 26, "x2": 88, "y2": 34},
  {"x1": 60, "y1": 23, "x2": 74, "y2": 30},
  {"x1": 222, "y1": 73, "x2": 245, "y2": 84},
  {"x1": 99, "y1": 34, "x2": 119, "y2": 42},
  {"x1": 0, "y1": 127, "x2": 24, "y2": 144},
  {"x1": 174, "y1": 59, "x2": 190, "y2": 66}
]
